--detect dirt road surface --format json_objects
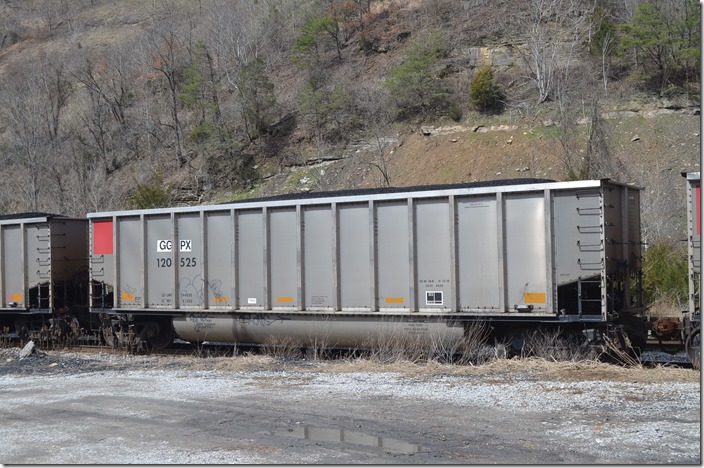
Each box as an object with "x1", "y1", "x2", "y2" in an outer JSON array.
[{"x1": 0, "y1": 348, "x2": 699, "y2": 464}]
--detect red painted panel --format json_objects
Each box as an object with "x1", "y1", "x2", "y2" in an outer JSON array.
[
  {"x1": 697, "y1": 185, "x2": 700, "y2": 236},
  {"x1": 93, "y1": 220, "x2": 113, "y2": 255}
]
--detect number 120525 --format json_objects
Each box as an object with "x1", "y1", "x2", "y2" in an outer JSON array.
[{"x1": 156, "y1": 257, "x2": 197, "y2": 268}]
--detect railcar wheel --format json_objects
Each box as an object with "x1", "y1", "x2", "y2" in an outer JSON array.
[
  {"x1": 52, "y1": 316, "x2": 80, "y2": 344},
  {"x1": 501, "y1": 326, "x2": 528, "y2": 357},
  {"x1": 685, "y1": 327, "x2": 700, "y2": 370},
  {"x1": 101, "y1": 319, "x2": 117, "y2": 347},
  {"x1": 14, "y1": 321, "x2": 30, "y2": 344},
  {"x1": 149, "y1": 321, "x2": 175, "y2": 350},
  {"x1": 135, "y1": 321, "x2": 174, "y2": 351}
]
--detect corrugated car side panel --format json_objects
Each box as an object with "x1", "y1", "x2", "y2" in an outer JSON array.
[
  {"x1": 117, "y1": 217, "x2": 142, "y2": 308},
  {"x1": 237, "y1": 209, "x2": 265, "y2": 309},
  {"x1": 3, "y1": 225, "x2": 24, "y2": 308},
  {"x1": 338, "y1": 203, "x2": 372, "y2": 310},
  {"x1": 175, "y1": 212, "x2": 201, "y2": 309},
  {"x1": 205, "y1": 211, "x2": 234, "y2": 309},
  {"x1": 376, "y1": 201, "x2": 410, "y2": 309},
  {"x1": 303, "y1": 205, "x2": 335, "y2": 310},
  {"x1": 504, "y1": 192, "x2": 547, "y2": 311},
  {"x1": 456, "y1": 194, "x2": 501, "y2": 311},
  {"x1": 416, "y1": 198, "x2": 453, "y2": 312}
]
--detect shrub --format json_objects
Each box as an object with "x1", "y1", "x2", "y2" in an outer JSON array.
[
  {"x1": 129, "y1": 174, "x2": 172, "y2": 209},
  {"x1": 298, "y1": 80, "x2": 353, "y2": 142},
  {"x1": 642, "y1": 241, "x2": 689, "y2": 307},
  {"x1": 448, "y1": 102, "x2": 463, "y2": 122},
  {"x1": 189, "y1": 121, "x2": 216, "y2": 144},
  {"x1": 469, "y1": 66, "x2": 504, "y2": 113},
  {"x1": 384, "y1": 31, "x2": 451, "y2": 116}
]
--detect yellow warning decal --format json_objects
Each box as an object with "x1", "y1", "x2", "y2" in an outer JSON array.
[
  {"x1": 121, "y1": 292, "x2": 135, "y2": 301},
  {"x1": 385, "y1": 297, "x2": 404, "y2": 303},
  {"x1": 213, "y1": 296, "x2": 229, "y2": 303},
  {"x1": 523, "y1": 292, "x2": 546, "y2": 304},
  {"x1": 277, "y1": 297, "x2": 294, "y2": 303}
]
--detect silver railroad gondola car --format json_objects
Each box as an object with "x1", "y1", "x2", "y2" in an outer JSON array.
[
  {"x1": 682, "y1": 172, "x2": 700, "y2": 366},
  {"x1": 87, "y1": 178, "x2": 644, "y2": 349},
  {"x1": 0, "y1": 214, "x2": 89, "y2": 342}
]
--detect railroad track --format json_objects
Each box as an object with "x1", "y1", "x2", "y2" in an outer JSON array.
[
  {"x1": 3, "y1": 335, "x2": 696, "y2": 368},
  {"x1": 69, "y1": 340, "x2": 237, "y2": 358}
]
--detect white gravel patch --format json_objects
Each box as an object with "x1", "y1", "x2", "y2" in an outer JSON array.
[
  {"x1": 0, "y1": 350, "x2": 699, "y2": 464},
  {"x1": 1, "y1": 367, "x2": 697, "y2": 417},
  {"x1": 547, "y1": 420, "x2": 701, "y2": 464}
]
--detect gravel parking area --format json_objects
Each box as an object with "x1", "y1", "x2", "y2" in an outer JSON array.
[{"x1": 0, "y1": 347, "x2": 700, "y2": 464}]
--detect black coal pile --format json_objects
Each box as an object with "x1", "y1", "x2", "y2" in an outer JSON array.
[{"x1": 0, "y1": 342, "x2": 116, "y2": 376}]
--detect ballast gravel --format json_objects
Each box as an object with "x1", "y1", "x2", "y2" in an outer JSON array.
[{"x1": 0, "y1": 348, "x2": 699, "y2": 464}]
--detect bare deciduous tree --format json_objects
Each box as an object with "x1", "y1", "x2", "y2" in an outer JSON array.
[
  {"x1": 516, "y1": 0, "x2": 593, "y2": 103},
  {"x1": 589, "y1": 7, "x2": 617, "y2": 96},
  {"x1": 0, "y1": 79, "x2": 51, "y2": 211},
  {"x1": 41, "y1": 62, "x2": 72, "y2": 141},
  {"x1": 77, "y1": 77, "x2": 117, "y2": 174},
  {"x1": 74, "y1": 54, "x2": 132, "y2": 128},
  {"x1": 72, "y1": 44, "x2": 141, "y2": 177},
  {"x1": 356, "y1": 87, "x2": 396, "y2": 187},
  {"x1": 137, "y1": 1, "x2": 197, "y2": 168},
  {"x1": 148, "y1": 28, "x2": 187, "y2": 168},
  {"x1": 556, "y1": 80, "x2": 622, "y2": 181}
]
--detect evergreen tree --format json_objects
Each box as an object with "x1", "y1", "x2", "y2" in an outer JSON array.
[
  {"x1": 384, "y1": 31, "x2": 451, "y2": 116},
  {"x1": 469, "y1": 66, "x2": 504, "y2": 113},
  {"x1": 618, "y1": 0, "x2": 700, "y2": 94},
  {"x1": 237, "y1": 57, "x2": 277, "y2": 140}
]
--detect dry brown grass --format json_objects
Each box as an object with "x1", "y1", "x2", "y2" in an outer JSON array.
[
  {"x1": 109, "y1": 322, "x2": 700, "y2": 384},
  {"x1": 171, "y1": 353, "x2": 281, "y2": 372},
  {"x1": 646, "y1": 297, "x2": 687, "y2": 318},
  {"x1": 354, "y1": 320, "x2": 494, "y2": 366},
  {"x1": 261, "y1": 336, "x2": 304, "y2": 359},
  {"x1": 171, "y1": 325, "x2": 701, "y2": 384},
  {"x1": 317, "y1": 357, "x2": 433, "y2": 376},
  {"x1": 304, "y1": 356, "x2": 700, "y2": 384},
  {"x1": 519, "y1": 328, "x2": 598, "y2": 362},
  {"x1": 59, "y1": 343, "x2": 700, "y2": 384},
  {"x1": 513, "y1": 359, "x2": 700, "y2": 384}
]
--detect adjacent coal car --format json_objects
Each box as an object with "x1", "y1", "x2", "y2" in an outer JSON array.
[
  {"x1": 88, "y1": 178, "x2": 646, "y2": 350},
  {"x1": 0, "y1": 214, "x2": 90, "y2": 342},
  {"x1": 683, "y1": 172, "x2": 700, "y2": 366}
]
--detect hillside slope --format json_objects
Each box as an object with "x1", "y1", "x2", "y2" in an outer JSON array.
[
  {"x1": 0, "y1": 0, "x2": 699, "y2": 245},
  {"x1": 242, "y1": 107, "x2": 699, "y2": 244}
]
